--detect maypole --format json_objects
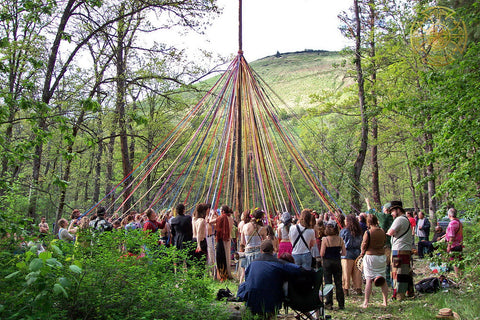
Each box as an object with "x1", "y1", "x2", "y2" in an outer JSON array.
[{"x1": 234, "y1": 0, "x2": 243, "y2": 217}]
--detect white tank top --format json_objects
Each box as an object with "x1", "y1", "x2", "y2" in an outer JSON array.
[{"x1": 280, "y1": 224, "x2": 290, "y2": 240}]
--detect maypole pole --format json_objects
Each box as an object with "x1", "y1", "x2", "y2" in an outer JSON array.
[{"x1": 234, "y1": 0, "x2": 243, "y2": 218}]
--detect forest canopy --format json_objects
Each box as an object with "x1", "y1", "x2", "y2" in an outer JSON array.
[{"x1": 0, "y1": 0, "x2": 479, "y2": 227}]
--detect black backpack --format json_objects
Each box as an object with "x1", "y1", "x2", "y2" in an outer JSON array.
[{"x1": 415, "y1": 277, "x2": 440, "y2": 293}]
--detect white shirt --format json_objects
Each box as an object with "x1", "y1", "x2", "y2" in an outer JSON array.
[
  {"x1": 289, "y1": 224, "x2": 315, "y2": 255},
  {"x1": 389, "y1": 215, "x2": 413, "y2": 251}
]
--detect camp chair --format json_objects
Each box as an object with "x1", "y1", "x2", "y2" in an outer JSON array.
[{"x1": 284, "y1": 268, "x2": 330, "y2": 320}]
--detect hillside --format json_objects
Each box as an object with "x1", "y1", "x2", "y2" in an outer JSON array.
[{"x1": 248, "y1": 50, "x2": 351, "y2": 108}]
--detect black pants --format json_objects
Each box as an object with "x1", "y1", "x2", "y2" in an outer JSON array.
[
  {"x1": 417, "y1": 241, "x2": 436, "y2": 258},
  {"x1": 323, "y1": 258, "x2": 344, "y2": 308}
]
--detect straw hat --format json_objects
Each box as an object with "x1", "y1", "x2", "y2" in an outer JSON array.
[
  {"x1": 436, "y1": 308, "x2": 460, "y2": 319},
  {"x1": 355, "y1": 255, "x2": 363, "y2": 272}
]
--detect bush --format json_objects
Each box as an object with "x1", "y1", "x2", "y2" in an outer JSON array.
[{"x1": 0, "y1": 224, "x2": 230, "y2": 319}]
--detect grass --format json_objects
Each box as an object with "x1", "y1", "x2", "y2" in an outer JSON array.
[
  {"x1": 250, "y1": 51, "x2": 351, "y2": 109},
  {"x1": 211, "y1": 256, "x2": 480, "y2": 320},
  {"x1": 196, "y1": 50, "x2": 352, "y2": 110}
]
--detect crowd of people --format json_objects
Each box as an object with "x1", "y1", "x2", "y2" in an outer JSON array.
[
  {"x1": 236, "y1": 201, "x2": 464, "y2": 317},
  {"x1": 35, "y1": 200, "x2": 464, "y2": 317}
]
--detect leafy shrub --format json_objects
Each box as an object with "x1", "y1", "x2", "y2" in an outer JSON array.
[{"x1": 1, "y1": 223, "x2": 229, "y2": 319}]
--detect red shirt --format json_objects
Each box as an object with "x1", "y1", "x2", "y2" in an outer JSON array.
[
  {"x1": 408, "y1": 217, "x2": 416, "y2": 228},
  {"x1": 143, "y1": 219, "x2": 165, "y2": 233}
]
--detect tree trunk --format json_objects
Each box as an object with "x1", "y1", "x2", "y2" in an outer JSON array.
[
  {"x1": 368, "y1": 0, "x2": 380, "y2": 207},
  {"x1": 115, "y1": 7, "x2": 133, "y2": 214},
  {"x1": 424, "y1": 132, "x2": 437, "y2": 221},
  {"x1": 105, "y1": 134, "x2": 116, "y2": 214},
  {"x1": 405, "y1": 151, "x2": 419, "y2": 211},
  {"x1": 29, "y1": 0, "x2": 77, "y2": 221},
  {"x1": 93, "y1": 137, "x2": 103, "y2": 204},
  {"x1": 350, "y1": 0, "x2": 369, "y2": 213},
  {"x1": 54, "y1": 110, "x2": 85, "y2": 232}
]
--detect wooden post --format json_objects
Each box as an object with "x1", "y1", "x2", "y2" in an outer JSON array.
[{"x1": 234, "y1": 0, "x2": 243, "y2": 216}]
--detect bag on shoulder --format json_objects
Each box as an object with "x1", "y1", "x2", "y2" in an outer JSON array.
[{"x1": 415, "y1": 277, "x2": 440, "y2": 293}]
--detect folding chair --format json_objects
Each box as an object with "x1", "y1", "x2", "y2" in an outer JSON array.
[{"x1": 284, "y1": 268, "x2": 328, "y2": 320}]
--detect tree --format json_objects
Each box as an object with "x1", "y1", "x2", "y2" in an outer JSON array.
[
  {"x1": 22, "y1": 0, "x2": 218, "y2": 222},
  {"x1": 339, "y1": 0, "x2": 369, "y2": 212},
  {"x1": 0, "y1": 0, "x2": 54, "y2": 202}
]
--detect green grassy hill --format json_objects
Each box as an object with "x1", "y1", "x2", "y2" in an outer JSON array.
[{"x1": 248, "y1": 50, "x2": 351, "y2": 109}]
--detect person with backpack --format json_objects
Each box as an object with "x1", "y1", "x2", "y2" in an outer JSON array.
[
  {"x1": 386, "y1": 201, "x2": 414, "y2": 301},
  {"x1": 89, "y1": 207, "x2": 113, "y2": 232}
]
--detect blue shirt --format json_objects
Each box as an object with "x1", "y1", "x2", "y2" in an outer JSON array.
[{"x1": 340, "y1": 228, "x2": 362, "y2": 260}]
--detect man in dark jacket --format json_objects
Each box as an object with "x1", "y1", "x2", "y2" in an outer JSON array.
[
  {"x1": 170, "y1": 203, "x2": 193, "y2": 250},
  {"x1": 237, "y1": 240, "x2": 302, "y2": 317}
]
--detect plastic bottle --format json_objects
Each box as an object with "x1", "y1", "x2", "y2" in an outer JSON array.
[{"x1": 442, "y1": 279, "x2": 449, "y2": 288}]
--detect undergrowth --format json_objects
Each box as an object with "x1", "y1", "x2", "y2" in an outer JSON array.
[{"x1": 0, "y1": 211, "x2": 230, "y2": 320}]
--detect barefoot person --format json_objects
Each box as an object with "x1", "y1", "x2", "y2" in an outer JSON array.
[{"x1": 361, "y1": 214, "x2": 388, "y2": 308}]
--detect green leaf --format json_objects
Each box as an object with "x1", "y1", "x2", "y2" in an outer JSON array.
[
  {"x1": 39, "y1": 251, "x2": 52, "y2": 261},
  {"x1": 29, "y1": 258, "x2": 43, "y2": 271},
  {"x1": 25, "y1": 272, "x2": 38, "y2": 285},
  {"x1": 51, "y1": 245, "x2": 62, "y2": 256},
  {"x1": 16, "y1": 261, "x2": 27, "y2": 270},
  {"x1": 69, "y1": 265, "x2": 82, "y2": 274},
  {"x1": 58, "y1": 276, "x2": 71, "y2": 288},
  {"x1": 73, "y1": 260, "x2": 83, "y2": 268},
  {"x1": 81, "y1": 98, "x2": 100, "y2": 112},
  {"x1": 5, "y1": 271, "x2": 20, "y2": 279},
  {"x1": 53, "y1": 283, "x2": 68, "y2": 297},
  {"x1": 0, "y1": 37, "x2": 9, "y2": 48},
  {"x1": 46, "y1": 258, "x2": 62, "y2": 268}
]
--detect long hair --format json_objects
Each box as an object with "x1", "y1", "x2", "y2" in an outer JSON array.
[
  {"x1": 221, "y1": 205, "x2": 231, "y2": 216},
  {"x1": 194, "y1": 203, "x2": 208, "y2": 219},
  {"x1": 346, "y1": 214, "x2": 362, "y2": 237},
  {"x1": 252, "y1": 208, "x2": 264, "y2": 226},
  {"x1": 299, "y1": 209, "x2": 313, "y2": 228},
  {"x1": 176, "y1": 203, "x2": 185, "y2": 216},
  {"x1": 144, "y1": 208, "x2": 156, "y2": 219},
  {"x1": 216, "y1": 204, "x2": 231, "y2": 241},
  {"x1": 367, "y1": 214, "x2": 379, "y2": 228},
  {"x1": 242, "y1": 210, "x2": 251, "y2": 224},
  {"x1": 325, "y1": 223, "x2": 339, "y2": 236}
]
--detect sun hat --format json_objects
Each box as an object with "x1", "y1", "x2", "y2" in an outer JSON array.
[
  {"x1": 281, "y1": 212, "x2": 292, "y2": 224},
  {"x1": 435, "y1": 308, "x2": 460, "y2": 319}
]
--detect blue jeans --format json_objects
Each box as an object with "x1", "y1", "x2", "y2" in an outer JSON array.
[{"x1": 293, "y1": 252, "x2": 312, "y2": 270}]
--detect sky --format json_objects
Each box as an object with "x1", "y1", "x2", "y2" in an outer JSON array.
[{"x1": 163, "y1": 0, "x2": 353, "y2": 62}]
